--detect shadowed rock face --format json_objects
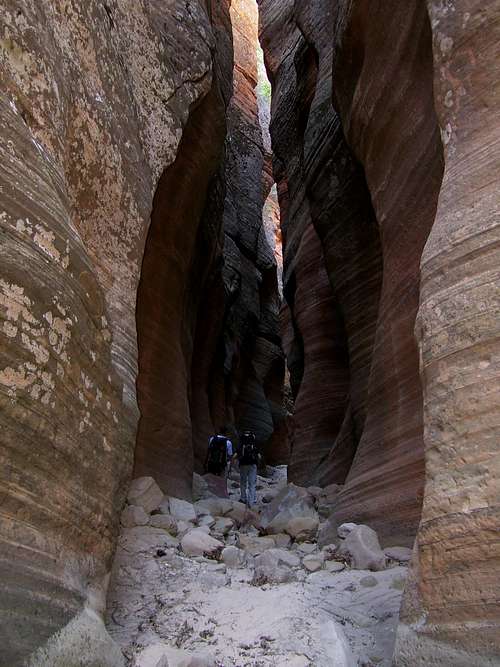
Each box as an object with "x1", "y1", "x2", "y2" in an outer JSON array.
[{"x1": 259, "y1": 0, "x2": 443, "y2": 545}]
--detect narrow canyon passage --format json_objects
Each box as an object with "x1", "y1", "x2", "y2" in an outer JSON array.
[{"x1": 0, "y1": 0, "x2": 499, "y2": 666}]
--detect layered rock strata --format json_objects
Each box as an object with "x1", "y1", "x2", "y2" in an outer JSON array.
[
  {"x1": 0, "y1": 1, "x2": 280, "y2": 663},
  {"x1": 395, "y1": 1, "x2": 500, "y2": 663},
  {"x1": 259, "y1": 0, "x2": 443, "y2": 544}
]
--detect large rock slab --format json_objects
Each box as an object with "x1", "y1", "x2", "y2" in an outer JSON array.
[
  {"x1": 181, "y1": 529, "x2": 223, "y2": 558},
  {"x1": 338, "y1": 525, "x2": 386, "y2": 572},
  {"x1": 259, "y1": 484, "x2": 318, "y2": 534},
  {"x1": 127, "y1": 478, "x2": 164, "y2": 514}
]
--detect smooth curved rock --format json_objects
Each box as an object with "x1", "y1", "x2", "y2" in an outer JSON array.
[{"x1": 395, "y1": 1, "x2": 500, "y2": 662}]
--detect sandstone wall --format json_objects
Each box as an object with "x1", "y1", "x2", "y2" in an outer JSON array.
[
  {"x1": 259, "y1": 0, "x2": 443, "y2": 545},
  {"x1": 395, "y1": 1, "x2": 500, "y2": 663},
  {"x1": 0, "y1": 1, "x2": 234, "y2": 663}
]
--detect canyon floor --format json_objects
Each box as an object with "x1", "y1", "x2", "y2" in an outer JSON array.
[{"x1": 106, "y1": 468, "x2": 409, "y2": 667}]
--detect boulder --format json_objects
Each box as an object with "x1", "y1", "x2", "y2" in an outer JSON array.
[
  {"x1": 338, "y1": 525, "x2": 386, "y2": 571},
  {"x1": 317, "y1": 517, "x2": 339, "y2": 548},
  {"x1": 192, "y1": 473, "x2": 212, "y2": 501},
  {"x1": 272, "y1": 533, "x2": 292, "y2": 549},
  {"x1": 285, "y1": 517, "x2": 319, "y2": 541},
  {"x1": 213, "y1": 517, "x2": 234, "y2": 536},
  {"x1": 198, "y1": 515, "x2": 216, "y2": 528},
  {"x1": 150, "y1": 514, "x2": 178, "y2": 534},
  {"x1": 176, "y1": 521, "x2": 194, "y2": 537},
  {"x1": 337, "y1": 522, "x2": 358, "y2": 539},
  {"x1": 266, "y1": 548, "x2": 301, "y2": 568},
  {"x1": 259, "y1": 484, "x2": 317, "y2": 535},
  {"x1": 134, "y1": 643, "x2": 169, "y2": 667},
  {"x1": 226, "y1": 501, "x2": 249, "y2": 524},
  {"x1": 238, "y1": 534, "x2": 275, "y2": 556},
  {"x1": 119, "y1": 526, "x2": 179, "y2": 554},
  {"x1": 302, "y1": 553, "x2": 324, "y2": 572},
  {"x1": 384, "y1": 546, "x2": 412, "y2": 562},
  {"x1": 306, "y1": 486, "x2": 323, "y2": 499},
  {"x1": 253, "y1": 550, "x2": 296, "y2": 585},
  {"x1": 325, "y1": 561, "x2": 345, "y2": 573},
  {"x1": 297, "y1": 542, "x2": 317, "y2": 555},
  {"x1": 169, "y1": 498, "x2": 197, "y2": 523},
  {"x1": 221, "y1": 546, "x2": 245, "y2": 569},
  {"x1": 194, "y1": 498, "x2": 233, "y2": 518},
  {"x1": 121, "y1": 505, "x2": 149, "y2": 528},
  {"x1": 181, "y1": 529, "x2": 223, "y2": 557},
  {"x1": 127, "y1": 477, "x2": 164, "y2": 514},
  {"x1": 135, "y1": 645, "x2": 216, "y2": 667}
]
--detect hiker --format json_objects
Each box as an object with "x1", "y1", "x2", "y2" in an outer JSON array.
[
  {"x1": 236, "y1": 429, "x2": 260, "y2": 507},
  {"x1": 205, "y1": 428, "x2": 233, "y2": 478}
]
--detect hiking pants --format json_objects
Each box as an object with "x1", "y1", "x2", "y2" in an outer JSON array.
[{"x1": 239, "y1": 464, "x2": 257, "y2": 506}]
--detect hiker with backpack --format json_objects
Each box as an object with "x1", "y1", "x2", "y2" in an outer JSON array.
[
  {"x1": 236, "y1": 429, "x2": 260, "y2": 507},
  {"x1": 205, "y1": 429, "x2": 233, "y2": 478}
]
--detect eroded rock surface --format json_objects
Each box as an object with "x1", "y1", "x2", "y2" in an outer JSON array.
[{"x1": 259, "y1": 0, "x2": 443, "y2": 546}]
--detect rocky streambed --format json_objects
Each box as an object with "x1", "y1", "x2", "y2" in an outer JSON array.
[{"x1": 106, "y1": 468, "x2": 411, "y2": 666}]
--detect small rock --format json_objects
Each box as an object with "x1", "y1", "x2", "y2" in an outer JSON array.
[
  {"x1": 121, "y1": 505, "x2": 149, "y2": 528},
  {"x1": 253, "y1": 550, "x2": 296, "y2": 584},
  {"x1": 150, "y1": 514, "x2": 178, "y2": 534},
  {"x1": 302, "y1": 553, "x2": 324, "y2": 572},
  {"x1": 238, "y1": 534, "x2": 275, "y2": 556},
  {"x1": 360, "y1": 575, "x2": 378, "y2": 588},
  {"x1": 267, "y1": 548, "x2": 301, "y2": 568},
  {"x1": 213, "y1": 517, "x2": 234, "y2": 535},
  {"x1": 181, "y1": 528, "x2": 223, "y2": 557},
  {"x1": 384, "y1": 546, "x2": 412, "y2": 562},
  {"x1": 297, "y1": 542, "x2": 317, "y2": 555},
  {"x1": 127, "y1": 477, "x2": 163, "y2": 513},
  {"x1": 198, "y1": 514, "x2": 216, "y2": 528},
  {"x1": 317, "y1": 517, "x2": 339, "y2": 548},
  {"x1": 272, "y1": 533, "x2": 292, "y2": 549},
  {"x1": 195, "y1": 498, "x2": 233, "y2": 517},
  {"x1": 285, "y1": 516, "x2": 319, "y2": 542},
  {"x1": 338, "y1": 524, "x2": 386, "y2": 571},
  {"x1": 176, "y1": 520, "x2": 193, "y2": 537},
  {"x1": 221, "y1": 545, "x2": 245, "y2": 568},
  {"x1": 337, "y1": 522, "x2": 358, "y2": 539},
  {"x1": 169, "y1": 498, "x2": 197, "y2": 523},
  {"x1": 325, "y1": 560, "x2": 345, "y2": 573},
  {"x1": 306, "y1": 486, "x2": 323, "y2": 499}
]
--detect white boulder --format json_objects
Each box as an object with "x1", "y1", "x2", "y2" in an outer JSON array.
[
  {"x1": 338, "y1": 524, "x2": 386, "y2": 571},
  {"x1": 181, "y1": 528, "x2": 223, "y2": 557},
  {"x1": 127, "y1": 477, "x2": 163, "y2": 513}
]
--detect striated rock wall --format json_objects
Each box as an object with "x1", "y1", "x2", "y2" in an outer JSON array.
[
  {"x1": 259, "y1": 0, "x2": 443, "y2": 544},
  {"x1": 211, "y1": 0, "x2": 286, "y2": 462},
  {"x1": 395, "y1": 1, "x2": 500, "y2": 663},
  {"x1": 0, "y1": 1, "x2": 235, "y2": 663}
]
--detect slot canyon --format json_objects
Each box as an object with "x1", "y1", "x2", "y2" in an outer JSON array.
[{"x1": 0, "y1": 0, "x2": 498, "y2": 666}]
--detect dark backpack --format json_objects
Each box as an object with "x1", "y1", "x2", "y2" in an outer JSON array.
[
  {"x1": 206, "y1": 435, "x2": 228, "y2": 474},
  {"x1": 239, "y1": 435, "x2": 259, "y2": 465}
]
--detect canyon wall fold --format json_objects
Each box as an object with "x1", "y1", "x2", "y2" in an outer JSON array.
[{"x1": 259, "y1": 0, "x2": 443, "y2": 545}]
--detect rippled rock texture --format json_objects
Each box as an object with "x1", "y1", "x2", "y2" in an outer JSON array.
[
  {"x1": 396, "y1": 1, "x2": 500, "y2": 663},
  {"x1": 0, "y1": 1, "x2": 284, "y2": 664},
  {"x1": 260, "y1": 0, "x2": 499, "y2": 662},
  {"x1": 259, "y1": 0, "x2": 443, "y2": 545}
]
